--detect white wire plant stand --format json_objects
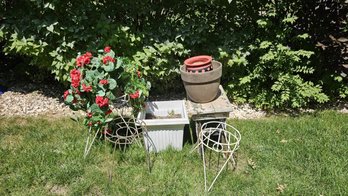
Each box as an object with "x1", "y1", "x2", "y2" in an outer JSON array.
[
  {"x1": 83, "y1": 94, "x2": 156, "y2": 172},
  {"x1": 192, "y1": 121, "x2": 241, "y2": 192}
]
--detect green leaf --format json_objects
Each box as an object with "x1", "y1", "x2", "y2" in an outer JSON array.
[
  {"x1": 97, "y1": 90, "x2": 105, "y2": 96},
  {"x1": 334, "y1": 76, "x2": 343, "y2": 82},
  {"x1": 115, "y1": 58, "x2": 122, "y2": 69},
  {"x1": 84, "y1": 70, "x2": 95, "y2": 82},
  {"x1": 256, "y1": 19, "x2": 268, "y2": 28},
  {"x1": 239, "y1": 76, "x2": 251, "y2": 85},
  {"x1": 66, "y1": 95, "x2": 74, "y2": 103},
  {"x1": 98, "y1": 83, "x2": 106, "y2": 91},
  {"x1": 89, "y1": 103, "x2": 103, "y2": 114},
  {"x1": 105, "y1": 118, "x2": 114, "y2": 123},
  {"x1": 44, "y1": 3, "x2": 55, "y2": 10},
  {"x1": 108, "y1": 50, "x2": 115, "y2": 58},
  {"x1": 49, "y1": 50, "x2": 58, "y2": 57},
  {"x1": 260, "y1": 41, "x2": 272, "y2": 49},
  {"x1": 91, "y1": 58, "x2": 101, "y2": 68},
  {"x1": 297, "y1": 33, "x2": 310, "y2": 40},
  {"x1": 46, "y1": 24, "x2": 54, "y2": 33},
  {"x1": 282, "y1": 15, "x2": 298, "y2": 24},
  {"x1": 108, "y1": 79, "x2": 117, "y2": 90},
  {"x1": 103, "y1": 63, "x2": 114, "y2": 72},
  {"x1": 106, "y1": 92, "x2": 116, "y2": 100}
]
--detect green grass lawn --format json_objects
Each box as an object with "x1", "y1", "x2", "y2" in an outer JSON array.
[{"x1": 1, "y1": 111, "x2": 347, "y2": 195}]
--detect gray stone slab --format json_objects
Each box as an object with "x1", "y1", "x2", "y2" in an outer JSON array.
[{"x1": 186, "y1": 85, "x2": 233, "y2": 119}]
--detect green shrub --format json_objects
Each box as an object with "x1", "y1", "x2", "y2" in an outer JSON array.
[
  {"x1": 132, "y1": 41, "x2": 189, "y2": 93},
  {"x1": 1, "y1": 0, "x2": 347, "y2": 109},
  {"x1": 1, "y1": 0, "x2": 144, "y2": 83},
  {"x1": 217, "y1": 2, "x2": 333, "y2": 109}
]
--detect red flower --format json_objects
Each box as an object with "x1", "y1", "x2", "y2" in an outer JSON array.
[
  {"x1": 75, "y1": 57, "x2": 87, "y2": 67},
  {"x1": 84, "y1": 57, "x2": 91, "y2": 65},
  {"x1": 87, "y1": 112, "x2": 93, "y2": 118},
  {"x1": 104, "y1": 46, "x2": 111, "y2": 53},
  {"x1": 96, "y1": 96, "x2": 109, "y2": 108},
  {"x1": 82, "y1": 84, "x2": 92, "y2": 92},
  {"x1": 87, "y1": 122, "x2": 93, "y2": 127},
  {"x1": 137, "y1": 70, "x2": 141, "y2": 78},
  {"x1": 70, "y1": 69, "x2": 81, "y2": 88},
  {"x1": 105, "y1": 109, "x2": 112, "y2": 115},
  {"x1": 76, "y1": 56, "x2": 84, "y2": 67},
  {"x1": 84, "y1": 52, "x2": 92, "y2": 58},
  {"x1": 63, "y1": 90, "x2": 69, "y2": 100},
  {"x1": 129, "y1": 90, "x2": 140, "y2": 99},
  {"x1": 99, "y1": 79, "x2": 108, "y2": 85},
  {"x1": 76, "y1": 52, "x2": 92, "y2": 67},
  {"x1": 102, "y1": 56, "x2": 115, "y2": 64}
]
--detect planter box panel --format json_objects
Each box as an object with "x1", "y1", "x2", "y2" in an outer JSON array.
[
  {"x1": 137, "y1": 100, "x2": 189, "y2": 152},
  {"x1": 144, "y1": 125, "x2": 184, "y2": 152}
]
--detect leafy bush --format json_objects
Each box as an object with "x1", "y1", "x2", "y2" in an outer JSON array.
[
  {"x1": 215, "y1": 1, "x2": 346, "y2": 109},
  {"x1": 1, "y1": 0, "x2": 347, "y2": 110},
  {"x1": 1, "y1": 0, "x2": 144, "y2": 83},
  {"x1": 219, "y1": 13, "x2": 329, "y2": 109},
  {"x1": 132, "y1": 41, "x2": 189, "y2": 93}
]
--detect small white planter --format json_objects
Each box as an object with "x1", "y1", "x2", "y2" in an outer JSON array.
[{"x1": 136, "y1": 100, "x2": 189, "y2": 152}]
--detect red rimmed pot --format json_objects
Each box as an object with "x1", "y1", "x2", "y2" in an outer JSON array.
[
  {"x1": 184, "y1": 55, "x2": 213, "y2": 72},
  {"x1": 180, "y1": 60, "x2": 222, "y2": 103},
  {"x1": 186, "y1": 63, "x2": 213, "y2": 73}
]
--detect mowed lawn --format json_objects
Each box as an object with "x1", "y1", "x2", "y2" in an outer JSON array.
[{"x1": 0, "y1": 111, "x2": 347, "y2": 195}]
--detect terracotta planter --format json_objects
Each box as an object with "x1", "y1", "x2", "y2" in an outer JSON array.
[
  {"x1": 184, "y1": 55, "x2": 213, "y2": 72},
  {"x1": 186, "y1": 63, "x2": 212, "y2": 73},
  {"x1": 180, "y1": 61, "x2": 222, "y2": 103}
]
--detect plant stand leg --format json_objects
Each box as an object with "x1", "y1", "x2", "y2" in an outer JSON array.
[
  {"x1": 196, "y1": 121, "x2": 203, "y2": 155},
  {"x1": 83, "y1": 127, "x2": 100, "y2": 158}
]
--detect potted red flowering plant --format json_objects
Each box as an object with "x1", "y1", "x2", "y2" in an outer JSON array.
[{"x1": 63, "y1": 46, "x2": 150, "y2": 157}]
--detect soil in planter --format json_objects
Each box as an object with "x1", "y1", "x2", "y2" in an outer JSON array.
[{"x1": 145, "y1": 112, "x2": 182, "y2": 119}]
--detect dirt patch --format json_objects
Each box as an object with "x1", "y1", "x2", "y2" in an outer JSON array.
[
  {"x1": 46, "y1": 184, "x2": 69, "y2": 195},
  {"x1": 1, "y1": 134, "x2": 24, "y2": 150},
  {"x1": 145, "y1": 113, "x2": 182, "y2": 119},
  {"x1": 233, "y1": 153, "x2": 252, "y2": 174}
]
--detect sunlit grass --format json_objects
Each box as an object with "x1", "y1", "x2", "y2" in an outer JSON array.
[{"x1": 0, "y1": 111, "x2": 347, "y2": 195}]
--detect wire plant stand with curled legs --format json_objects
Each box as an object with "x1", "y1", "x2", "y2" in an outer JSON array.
[
  {"x1": 82, "y1": 94, "x2": 130, "y2": 158},
  {"x1": 192, "y1": 121, "x2": 241, "y2": 192},
  {"x1": 104, "y1": 116, "x2": 155, "y2": 172},
  {"x1": 83, "y1": 94, "x2": 155, "y2": 172}
]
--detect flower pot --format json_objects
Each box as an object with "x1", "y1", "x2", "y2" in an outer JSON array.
[
  {"x1": 184, "y1": 55, "x2": 213, "y2": 72},
  {"x1": 186, "y1": 63, "x2": 213, "y2": 73},
  {"x1": 136, "y1": 100, "x2": 189, "y2": 152},
  {"x1": 180, "y1": 61, "x2": 222, "y2": 103}
]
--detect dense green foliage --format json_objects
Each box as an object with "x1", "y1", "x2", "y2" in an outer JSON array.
[
  {"x1": 1, "y1": 0, "x2": 347, "y2": 109},
  {"x1": 1, "y1": 111, "x2": 348, "y2": 194}
]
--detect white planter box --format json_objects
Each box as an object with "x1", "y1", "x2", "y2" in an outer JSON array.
[{"x1": 136, "y1": 100, "x2": 189, "y2": 152}]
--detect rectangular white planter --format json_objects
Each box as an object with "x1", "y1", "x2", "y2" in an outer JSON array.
[{"x1": 136, "y1": 100, "x2": 189, "y2": 152}]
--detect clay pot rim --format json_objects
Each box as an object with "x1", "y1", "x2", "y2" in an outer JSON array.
[
  {"x1": 181, "y1": 61, "x2": 221, "y2": 76},
  {"x1": 186, "y1": 63, "x2": 212, "y2": 71},
  {"x1": 180, "y1": 61, "x2": 222, "y2": 84},
  {"x1": 184, "y1": 55, "x2": 212, "y2": 67}
]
